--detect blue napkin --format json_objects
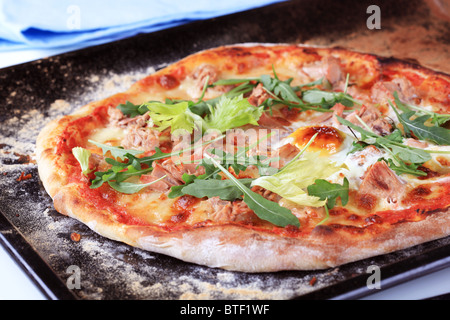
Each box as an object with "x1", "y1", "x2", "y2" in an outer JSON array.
[{"x1": 0, "y1": 0, "x2": 285, "y2": 51}]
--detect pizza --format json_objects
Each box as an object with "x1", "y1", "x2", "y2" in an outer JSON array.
[{"x1": 36, "y1": 44, "x2": 450, "y2": 272}]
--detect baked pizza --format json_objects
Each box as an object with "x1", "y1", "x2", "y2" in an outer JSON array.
[{"x1": 36, "y1": 44, "x2": 450, "y2": 272}]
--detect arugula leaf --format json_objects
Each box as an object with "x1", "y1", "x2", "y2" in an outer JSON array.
[
  {"x1": 90, "y1": 134, "x2": 227, "y2": 192},
  {"x1": 212, "y1": 78, "x2": 259, "y2": 86},
  {"x1": 205, "y1": 154, "x2": 300, "y2": 228},
  {"x1": 336, "y1": 116, "x2": 431, "y2": 176},
  {"x1": 107, "y1": 175, "x2": 166, "y2": 194},
  {"x1": 306, "y1": 178, "x2": 349, "y2": 225},
  {"x1": 392, "y1": 92, "x2": 450, "y2": 126},
  {"x1": 394, "y1": 109, "x2": 450, "y2": 145},
  {"x1": 349, "y1": 141, "x2": 369, "y2": 154},
  {"x1": 298, "y1": 77, "x2": 324, "y2": 88},
  {"x1": 212, "y1": 72, "x2": 304, "y2": 108},
  {"x1": 301, "y1": 89, "x2": 359, "y2": 108},
  {"x1": 180, "y1": 178, "x2": 254, "y2": 201},
  {"x1": 203, "y1": 95, "x2": 263, "y2": 133},
  {"x1": 168, "y1": 133, "x2": 278, "y2": 199},
  {"x1": 382, "y1": 158, "x2": 425, "y2": 177},
  {"x1": 117, "y1": 101, "x2": 149, "y2": 117},
  {"x1": 307, "y1": 178, "x2": 349, "y2": 209},
  {"x1": 88, "y1": 140, "x2": 144, "y2": 160},
  {"x1": 212, "y1": 72, "x2": 342, "y2": 115},
  {"x1": 168, "y1": 157, "x2": 221, "y2": 199},
  {"x1": 72, "y1": 147, "x2": 93, "y2": 176},
  {"x1": 388, "y1": 94, "x2": 450, "y2": 145},
  {"x1": 89, "y1": 146, "x2": 187, "y2": 190},
  {"x1": 208, "y1": 148, "x2": 277, "y2": 177},
  {"x1": 90, "y1": 158, "x2": 154, "y2": 189},
  {"x1": 260, "y1": 74, "x2": 302, "y2": 103},
  {"x1": 386, "y1": 142, "x2": 431, "y2": 164}
]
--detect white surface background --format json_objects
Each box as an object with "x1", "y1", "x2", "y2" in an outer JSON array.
[{"x1": 0, "y1": 47, "x2": 449, "y2": 301}]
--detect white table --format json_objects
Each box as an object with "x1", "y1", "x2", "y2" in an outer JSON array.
[{"x1": 1, "y1": 48, "x2": 449, "y2": 301}]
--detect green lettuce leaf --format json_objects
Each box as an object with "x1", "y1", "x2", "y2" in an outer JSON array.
[
  {"x1": 251, "y1": 152, "x2": 343, "y2": 207},
  {"x1": 203, "y1": 95, "x2": 263, "y2": 133},
  {"x1": 142, "y1": 101, "x2": 202, "y2": 135},
  {"x1": 72, "y1": 147, "x2": 93, "y2": 176}
]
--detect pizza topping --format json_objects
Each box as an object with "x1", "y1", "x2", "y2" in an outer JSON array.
[
  {"x1": 192, "y1": 64, "x2": 219, "y2": 90},
  {"x1": 300, "y1": 74, "x2": 362, "y2": 110},
  {"x1": 306, "y1": 177, "x2": 350, "y2": 225},
  {"x1": 147, "y1": 159, "x2": 206, "y2": 192},
  {"x1": 89, "y1": 139, "x2": 144, "y2": 160},
  {"x1": 168, "y1": 138, "x2": 277, "y2": 200},
  {"x1": 205, "y1": 153, "x2": 300, "y2": 228},
  {"x1": 202, "y1": 95, "x2": 263, "y2": 133},
  {"x1": 121, "y1": 126, "x2": 160, "y2": 151},
  {"x1": 206, "y1": 197, "x2": 257, "y2": 224},
  {"x1": 157, "y1": 74, "x2": 180, "y2": 90},
  {"x1": 358, "y1": 160, "x2": 405, "y2": 204},
  {"x1": 114, "y1": 111, "x2": 161, "y2": 151},
  {"x1": 142, "y1": 100, "x2": 202, "y2": 134},
  {"x1": 69, "y1": 49, "x2": 450, "y2": 231},
  {"x1": 301, "y1": 56, "x2": 344, "y2": 87},
  {"x1": 301, "y1": 87, "x2": 359, "y2": 109},
  {"x1": 252, "y1": 150, "x2": 344, "y2": 208},
  {"x1": 109, "y1": 107, "x2": 151, "y2": 128},
  {"x1": 288, "y1": 125, "x2": 345, "y2": 155},
  {"x1": 345, "y1": 105, "x2": 393, "y2": 136},
  {"x1": 108, "y1": 106, "x2": 127, "y2": 125},
  {"x1": 312, "y1": 103, "x2": 346, "y2": 127},
  {"x1": 72, "y1": 147, "x2": 93, "y2": 176},
  {"x1": 371, "y1": 77, "x2": 418, "y2": 105},
  {"x1": 107, "y1": 175, "x2": 167, "y2": 194},
  {"x1": 336, "y1": 116, "x2": 432, "y2": 177},
  {"x1": 389, "y1": 94, "x2": 450, "y2": 145},
  {"x1": 248, "y1": 83, "x2": 272, "y2": 107}
]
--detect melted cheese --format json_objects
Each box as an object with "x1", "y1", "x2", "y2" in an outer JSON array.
[{"x1": 89, "y1": 126, "x2": 125, "y2": 144}]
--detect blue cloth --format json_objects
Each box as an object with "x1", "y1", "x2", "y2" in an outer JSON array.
[{"x1": 0, "y1": 0, "x2": 285, "y2": 51}]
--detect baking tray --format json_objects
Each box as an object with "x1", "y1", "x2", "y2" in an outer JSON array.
[{"x1": 1, "y1": 0, "x2": 450, "y2": 300}]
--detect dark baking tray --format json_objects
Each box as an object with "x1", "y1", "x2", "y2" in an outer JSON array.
[{"x1": 1, "y1": 0, "x2": 450, "y2": 300}]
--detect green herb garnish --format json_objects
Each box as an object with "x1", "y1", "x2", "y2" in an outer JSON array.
[{"x1": 205, "y1": 153, "x2": 300, "y2": 228}]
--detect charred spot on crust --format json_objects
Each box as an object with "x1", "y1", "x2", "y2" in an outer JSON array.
[
  {"x1": 301, "y1": 47, "x2": 319, "y2": 55},
  {"x1": 417, "y1": 166, "x2": 440, "y2": 180},
  {"x1": 408, "y1": 185, "x2": 432, "y2": 200},
  {"x1": 311, "y1": 225, "x2": 334, "y2": 236},
  {"x1": 347, "y1": 214, "x2": 360, "y2": 221},
  {"x1": 365, "y1": 214, "x2": 383, "y2": 224},
  {"x1": 71, "y1": 196, "x2": 81, "y2": 207},
  {"x1": 329, "y1": 224, "x2": 366, "y2": 235},
  {"x1": 170, "y1": 213, "x2": 189, "y2": 223},
  {"x1": 217, "y1": 47, "x2": 252, "y2": 58},
  {"x1": 356, "y1": 193, "x2": 378, "y2": 211},
  {"x1": 157, "y1": 74, "x2": 180, "y2": 90},
  {"x1": 418, "y1": 207, "x2": 448, "y2": 216}
]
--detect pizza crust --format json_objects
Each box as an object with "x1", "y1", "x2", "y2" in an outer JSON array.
[
  {"x1": 35, "y1": 179, "x2": 450, "y2": 272},
  {"x1": 36, "y1": 43, "x2": 450, "y2": 272}
]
